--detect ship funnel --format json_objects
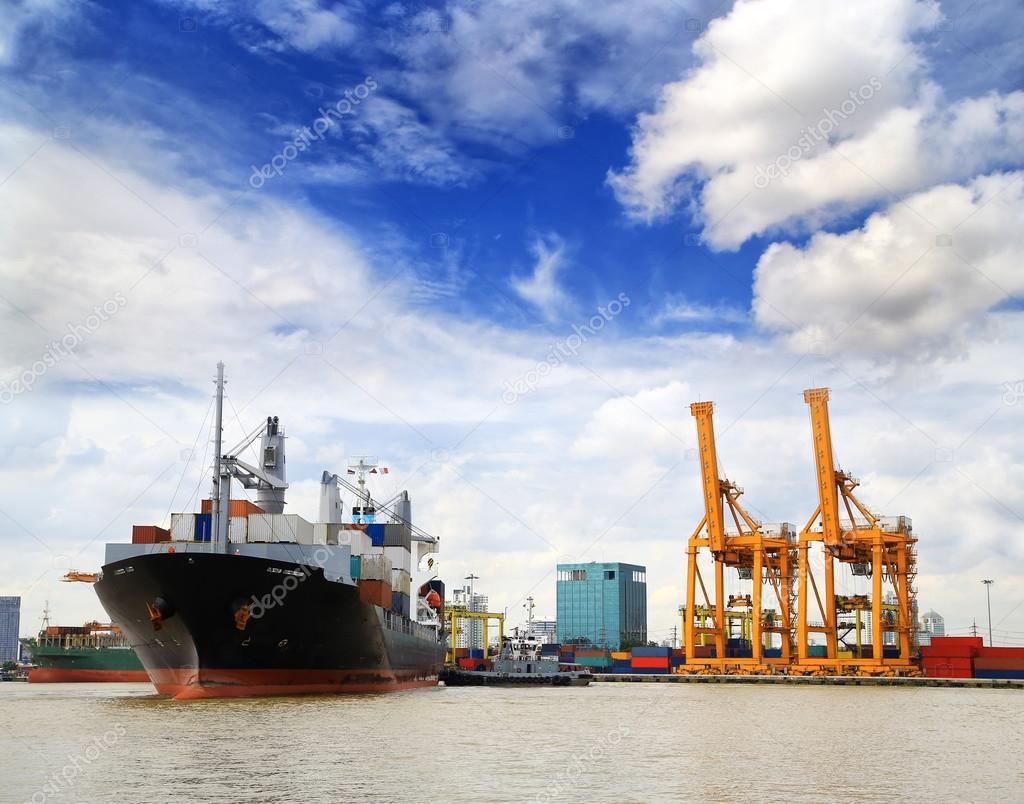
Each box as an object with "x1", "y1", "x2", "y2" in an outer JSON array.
[
  {"x1": 319, "y1": 472, "x2": 343, "y2": 524},
  {"x1": 256, "y1": 416, "x2": 287, "y2": 513}
]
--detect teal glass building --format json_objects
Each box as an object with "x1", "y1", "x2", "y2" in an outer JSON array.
[{"x1": 556, "y1": 562, "x2": 647, "y2": 650}]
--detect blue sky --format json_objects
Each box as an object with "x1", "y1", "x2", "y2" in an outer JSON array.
[{"x1": 2, "y1": 0, "x2": 1023, "y2": 643}]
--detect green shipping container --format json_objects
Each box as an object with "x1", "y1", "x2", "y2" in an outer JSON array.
[
  {"x1": 575, "y1": 656, "x2": 611, "y2": 668},
  {"x1": 350, "y1": 555, "x2": 361, "y2": 579}
]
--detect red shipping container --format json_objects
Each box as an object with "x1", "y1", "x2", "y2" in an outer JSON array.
[
  {"x1": 925, "y1": 663, "x2": 970, "y2": 675},
  {"x1": 690, "y1": 646, "x2": 715, "y2": 658},
  {"x1": 132, "y1": 525, "x2": 171, "y2": 544},
  {"x1": 973, "y1": 657, "x2": 1024, "y2": 671},
  {"x1": 976, "y1": 647, "x2": 1024, "y2": 659},
  {"x1": 921, "y1": 643, "x2": 979, "y2": 659},
  {"x1": 631, "y1": 656, "x2": 670, "y2": 669},
  {"x1": 200, "y1": 498, "x2": 265, "y2": 517},
  {"x1": 358, "y1": 579, "x2": 392, "y2": 608},
  {"x1": 922, "y1": 658, "x2": 973, "y2": 677}
]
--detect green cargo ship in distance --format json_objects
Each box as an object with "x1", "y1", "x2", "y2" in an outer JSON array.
[{"x1": 27, "y1": 622, "x2": 148, "y2": 683}]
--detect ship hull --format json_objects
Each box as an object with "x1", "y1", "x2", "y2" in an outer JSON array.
[
  {"x1": 28, "y1": 667, "x2": 150, "y2": 683},
  {"x1": 94, "y1": 552, "x2": 444, "y2": 699},
  {"x1": 29, "y1": 640, "x2": 147, "y2": 683}
]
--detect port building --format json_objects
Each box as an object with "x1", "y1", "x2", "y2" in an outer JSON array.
[
  {"x1": 556, "y1": 562, "x2": 647, "y2": 650},
  {"x1": 0, "y1": 596, "x2": 21, "y2": 663}
]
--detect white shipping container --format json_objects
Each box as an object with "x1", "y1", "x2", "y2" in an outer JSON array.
[
  {"x1": 391, "y1": 568, "x2": 411, "y2": 596},
  {"x1": 360, "y1": 554, "x2": 393, "y2": 582},
  {"x1": 384, "y1": 545, "x2": 411, "y2": 573},
  {"x1": 228, "y1": 516, "x2": 248, "y2": 544},
  {"x1": 170, "y1": 513, "x2": 195, "y2": 541},
  {"x1": 247, "y1": 514, "x2": 315, "y2": 543},
  {"x1": 339, "y1": 527, "x2": 372, "y2": 554}
]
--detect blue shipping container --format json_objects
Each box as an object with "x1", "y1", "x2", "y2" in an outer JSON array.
[
  {"x1": 469, "y1": 648, "x2": 485, "y2": 659},
  {"x1": 367, "y1": 524, "x2": 386, "y2": 546},
  {"x1": 194, "y1": 513, "x2": 212, "y2": 542},
  {"x1": 631, "y1": 646, "x2": 671, "y2": 658},
  {"x1": 764, "y1": 648, "x2": 782, "y2": 658},
  {"x1": 974, "y1": 669, "x2": 1024, "y2": 680}
]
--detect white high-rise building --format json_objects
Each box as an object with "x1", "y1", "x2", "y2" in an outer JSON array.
[
  {"x1": 918, "y1": 609, "x2": 945, "y2": 646},
  {"x1": 529, "y1": 619, "x2": 557, "y2": 644},
  {"x1": 451, "y1": 587, "x2": 489, "y2": 649}
]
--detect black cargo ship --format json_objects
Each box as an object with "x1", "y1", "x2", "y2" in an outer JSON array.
[{"x1": 94, "y1": 363, "x2": 445, "y2": 699}]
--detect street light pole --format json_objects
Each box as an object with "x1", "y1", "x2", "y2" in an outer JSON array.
[{"x1": 982, "y1": 579, "x2": 994, "y2": 646}]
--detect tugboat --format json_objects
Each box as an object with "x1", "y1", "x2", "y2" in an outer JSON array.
[{"x1": 440, "y1": 630, "x2": 592, "y2": 687}]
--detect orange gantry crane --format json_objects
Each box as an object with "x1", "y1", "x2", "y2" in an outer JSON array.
[
  {"x1": 683, "y1": 401, "x2": 795, "y2": 673},
  {"x1": 796, "y1": 388, "x2": 917, "y2": 675}
]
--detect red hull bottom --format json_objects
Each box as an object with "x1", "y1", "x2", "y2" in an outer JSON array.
[
  {"x1": 28, "y1": 668, "x2": 151, "y2": 683},
  {"x1": 149, "y1": 668, "x2": 440, "y2": 700}
]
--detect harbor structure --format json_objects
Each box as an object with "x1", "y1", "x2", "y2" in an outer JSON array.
[
  {"x1": 556, "y1": 562, "x2": 647, "y2": 650},
  {"x1": 0, "y1": 596, "x2": 20, "y2": 663}
]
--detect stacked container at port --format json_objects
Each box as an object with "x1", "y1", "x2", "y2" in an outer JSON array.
[
  {"x1": 574, "y1": 649, "x2": 611, "y2": 671},
  {"x1": 631, "y1": 646, "x2": 670, "y2": 673},
  {"x1": 670, "y1": 648, "x2": 685, "y2": 671},
  {"x1": 974, "y1": 647, "x2": 1024, "y2": 679},
  {"x1": 920, "y1": 636, "x2": 979, "y2": 678},
  {"x1": 922, "y1": 637, "x2": 1024, "y2": 679}
]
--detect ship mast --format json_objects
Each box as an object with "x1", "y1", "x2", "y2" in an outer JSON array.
[{"x1": 211, "y1": 361, "x2": 226, "y2": 554}]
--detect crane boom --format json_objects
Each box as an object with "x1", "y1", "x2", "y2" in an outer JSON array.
[
  {"x1": 803, "y1": 388, "x2": 843, "y2": 547},
  {"x1": 690, "y1": 402, "x2": 727, "y2": 553}
]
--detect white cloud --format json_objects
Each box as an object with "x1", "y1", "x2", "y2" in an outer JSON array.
[
  {"x1": 0, "y1": 0, "x2": 78, "y2": 65},
  {"x1": 753, "y1": 171, "x2": 1024, "y2": 362},
  {"x1": 653, "y1": 297, "x2": 747, "y2": 327},
  {"x1": 160, "y1": 0, "x2": 356, "y2": 53},
  {"x1": 510, "y1": 235, "x2": 570, "y2": 320},
  {"x1": 609, "y1": 0, "x2": 1024, "y2": 249}
]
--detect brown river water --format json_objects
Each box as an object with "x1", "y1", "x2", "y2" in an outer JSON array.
[{"x1": 1, "y1": 681, "x2": 1021, "y2": 803}]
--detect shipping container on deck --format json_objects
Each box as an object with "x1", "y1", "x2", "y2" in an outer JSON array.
[
  {"x1": 357, "y1": 579, "x2": 391, "y2": 608},
  {"x1": 359, "y1": 554, "x2": 393, "y2": 582},
  {"x1": 228, "y1": 516, "x2": 248, "y2": 543},
  {"x1": 390, "y1": 591, "x2": 410, "y2": 618},
  {"x1": 541, "y1": 643, "x2": 560, "y2": 657},
  {"x1": 391, "y1": 568, "x2": 412, "y2": 596},
  {"x1": 132, "y1": 525, "x2": 171, "y2": 544},
  {"x1": 469, "y1": 648, "x2": 484, "y2": 659},
  {"x1": 454, "y1": 648, "x2": 470, "y2": 658},
  {"x1": 195, "y1": 513, "x2": 212, "y2": 542},
  {"x1": 201, "y1": 498, "x2": 265, "y2": 517},
  {"x1": 170, "y1": 513, "x2": 195, "y2": 541}
]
